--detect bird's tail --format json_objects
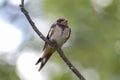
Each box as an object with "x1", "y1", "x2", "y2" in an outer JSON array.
[{"x1": 35, "y1": 53, "x2": 52, "y2": 71}]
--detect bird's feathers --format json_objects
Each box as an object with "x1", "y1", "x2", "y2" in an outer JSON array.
[
  {"x1": 35, "y1": 18, "x2": 71, "y2": 71},
  {"x1": 43, "y1": 24, "x2": 55, "y2": 50},
  {"x1": 35, "y1": 53, "x2": 52, "y2": 71}
]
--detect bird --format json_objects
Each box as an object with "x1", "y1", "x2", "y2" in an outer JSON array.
[{"x1": 35, "y1": 18, "x2": 71, "y2": 71}]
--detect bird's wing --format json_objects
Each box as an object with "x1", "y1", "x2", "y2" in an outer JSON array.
[
  {"x1": 42, "y1": 24, "x2": 56, "y2": 50},
  {"x1": 64, "y1": 27, "x2": 71, "y2": 43},
  {"x1": 67, "y1": 27, "x2": 71, "y2": 40}
]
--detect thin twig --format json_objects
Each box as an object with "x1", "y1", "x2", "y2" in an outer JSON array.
[{"x1": 19, "y1": 0, "x2": 85, "y2": 80}]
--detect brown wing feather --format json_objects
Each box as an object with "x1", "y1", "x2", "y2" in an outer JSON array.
[
  {"x1": 67, "y1": 28, "x2": 71, "y2": 40},
  {"x1": 42, "y1": 24, "x2": 56, "y2": 50},
  {"x1": 64, "y1": 27, "x2": 71, "y2": 43}
]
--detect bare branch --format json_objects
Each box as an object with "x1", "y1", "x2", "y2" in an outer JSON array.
[{"x1": 19, "y1": 0, "x2": 85, "y2": 80}]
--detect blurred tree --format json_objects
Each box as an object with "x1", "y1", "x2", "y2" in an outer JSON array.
[
  {"x1": 1, "y1": 0, "x2": 120, "y2": 80},
  {"x1": 41, "y1": 0, "x2": 120, "y2": 80},
  {"x1": 0, "y1": 62, "x2": 19, "y2": 80}
]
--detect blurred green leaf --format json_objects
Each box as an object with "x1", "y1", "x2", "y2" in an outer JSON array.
[
  {"x1": 0, "y1": 63, "x2": 19, "y2": 80},
  {"x1": 42, "y1": 0, "x2": 120, "y2": 80}
]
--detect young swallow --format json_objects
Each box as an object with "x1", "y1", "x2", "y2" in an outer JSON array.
[{"x1": 35, "y1": 18, "x2": 71, "y2": 71}]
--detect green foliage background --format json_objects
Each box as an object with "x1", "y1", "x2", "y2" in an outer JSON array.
[
  {"x1": 0, "y1": 0, "x2": 120, "y2": 80},
  {"x1": 42, "y1": 0, "x2": 120, "y2": 80}
]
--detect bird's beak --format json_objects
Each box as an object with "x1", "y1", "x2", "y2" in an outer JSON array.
[
  {"x1": 60, "y1": 19, "x2": 68, "y2": 26},
  {"x1": 64, "y1": 20, "x2": 68, "y2": 23},
  {"x1": 63, "y1": 20, "x2": 68, "y2": 26}
]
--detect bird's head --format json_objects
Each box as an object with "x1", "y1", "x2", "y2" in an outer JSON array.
[{"x1": 56, "y1": 18, "x2": 68, "y2": 26}]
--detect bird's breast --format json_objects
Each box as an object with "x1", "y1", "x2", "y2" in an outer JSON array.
[{"x1": 50, "y1": 26, "x2": 69, "y2": 46}]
